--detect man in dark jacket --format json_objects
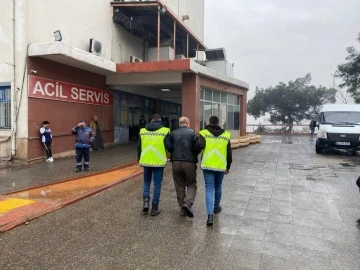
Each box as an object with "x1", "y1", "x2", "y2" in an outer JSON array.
[
  {"x1": 139, "y1": 115, "x2": 147, "y2": 129},
  {"x1": 71, "y1": 119, "x2": 95, "y2": 172},
  {"x1": 199, "y1": 116, "x2": 232, "y2": 226},
  {"x1": 165, "y1": 116, "x2": 202, "y2": 217},
  {"x1": 161, "y1": 114, "x2": 170, "y2": 128},
  {"x1": 171, "y1": 115, "x2": 180, "y2": 131}
]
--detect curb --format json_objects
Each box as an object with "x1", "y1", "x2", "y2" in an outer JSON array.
[
  {"x1": 4, "y1": 161, "x2": 139, "y2": 196},
  {"x1": 0, "y1": 165, "x2": 143, "y2": 233}
]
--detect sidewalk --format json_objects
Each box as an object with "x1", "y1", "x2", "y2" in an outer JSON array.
[{"x1": 0, "y1": 143, "x2": 138, "y2": 194}]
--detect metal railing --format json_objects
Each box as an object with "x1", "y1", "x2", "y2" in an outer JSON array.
[
  {"x1": 0, "y1": 87, "x2": 11, "y2": 129},
  {"x1": 246, "y1": 124, "x2": 313, "y2": 135}
]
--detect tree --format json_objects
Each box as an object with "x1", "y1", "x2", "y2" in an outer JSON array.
[
  {"x1": 336, "y1": 87, "x2": 352, "y2": 104},
  {"x1": 338, "y1": 33, "x2": 360, "y2": 103},
  {"x1": 247, "y1": 74, "x2": 336, "y2": 132}
]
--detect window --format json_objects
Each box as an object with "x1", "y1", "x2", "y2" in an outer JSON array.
[
  {"x1": 234, "y1": 95, "x2": 240, "y2": 105},
  {"x1": 234, "y1": 105, "x2": 240, "y2": 130},
  {"x1": 212, "y1": 103, "x2": 220, "y2": 118},
  {"x1": 0, "y1": 86, "x2": 11, "y2": 129},
  {"x1": 205, "y1": 89, "x2": 212, "y2": 101},
  {"x1": 220, "y1": 104, "x2": 227, "y2": 129},
  {"x1": 227, "y1": 105, "x2": 234, "y2": 130},
  {"x1": 200, "y1": 101, "x2": 204, "y2": 129},
  {"x1": 203, "y1": 102, "x2": 212, "y2": 127},
  {"x1": 200, "y1": 88, "x2": 240, "y2": 132},
  {"x1": 213, "y1": 91, "x2": 221, "y2": 103},
  {"x1": 228, "y1": 94, "x2": 235, "y2": 105},
  {"x1": 221, "y1": 93, "x2": 227, "y2": 104}
]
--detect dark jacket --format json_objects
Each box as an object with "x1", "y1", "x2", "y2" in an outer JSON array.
[
  {"x1": 171, "y1": 119, "x2": 179, "y2": 131},
  {"x1": 199, "y1": 125, "x2": 233, "y2": 170},
  {"x1": 71, "y1": 126, "x2": 95, "y2": 148},
  {"x1": 165, "y1": 126, "x2": 202, "y2": 163},
  {"x1": 40, "y1": 127, "x2": 53, "y2": 143},
  {"x1": 161, "y1": 117, "x2": 170, "y2": 128},
  {"x1": 137, "y1": 120, "x2": 169, "y2": 161}
]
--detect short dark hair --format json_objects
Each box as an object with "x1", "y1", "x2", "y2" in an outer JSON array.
[
  {"x1": 209, "y1": 116, "x2": 219, "y2": 126},
  {"x1": 43, "y1": 121, "x2": 50, "y2": 125},
  {"x1": 151, "y1": 114, "x2": 161, "y2": 121}
]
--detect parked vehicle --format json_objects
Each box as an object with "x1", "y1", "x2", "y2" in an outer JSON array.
[{"x1": 315, "y1": 104, "x2": 360, "y2": 154}]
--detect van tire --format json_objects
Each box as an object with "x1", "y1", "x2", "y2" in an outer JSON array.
[{"x1": 316, "y1": 144, "x2": 323, "y2": 154}]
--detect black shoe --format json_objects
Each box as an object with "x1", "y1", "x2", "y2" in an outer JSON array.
[
  {"x1": 142, "y1": 197, "x2": 150, "y2": 213},
  {"x1": 84, "y1": 167, "x2": 89, "y2": 172},
  {"x1": 214, "y1": 206, "x2": 222, "y2": 214},
  {"x1": 76, "y1": 167, "x2": 82, "y2": 173},
  {"x1": 151, "y1": 204, "x2": 161, "y2": 216},
  {"x1": 357, "y1": 218, "x2": 360, "y2": 225},
  {"x1": 182, "y1": 204, "x2": 194, "y2": 218},
  {"x1": 180, "y1": 207, "x2": 186, "y2": 217},
  {"x1": 207, "y1": 215, "x2": 214, "y2": 226}
]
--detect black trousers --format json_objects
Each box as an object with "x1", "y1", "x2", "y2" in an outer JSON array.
[
  {"x1": 43, "y1": 142, "x2": 52, "y2": 159},
  {"x1": 76, "y1": 148, "x2": 90, "y2": 168}
]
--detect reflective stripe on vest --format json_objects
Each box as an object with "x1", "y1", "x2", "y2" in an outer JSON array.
[
  {"x1": 139, "y1": 127, "x2": 169, "y2": 167},
  {"x1": 199, "y1": 129, "x2": 231, "y2": 172}
]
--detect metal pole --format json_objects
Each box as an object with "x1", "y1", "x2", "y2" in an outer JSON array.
[
  {"x1": 332, "y1": 70, "x2": 338, "y2": 89},
  {"x1": 196, "y1": 44, "x2": 199, "y2": 61},
  {"x1": 173, "y1": 20, "x2": 176, "y2": 60},
  {"x1": 186, "y1": 33, "x2": 189, "y2": 58},
  {"x1": 157, "y1": 6, "x2": 160, "y2": 61},
  {"x1": 10, "y1": 0, "x2": 17, "y2": 158}
]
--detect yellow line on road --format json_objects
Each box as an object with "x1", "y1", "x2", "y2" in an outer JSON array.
[{"x1": 0, "y1": 198, "x2": 35, "y2": 214}]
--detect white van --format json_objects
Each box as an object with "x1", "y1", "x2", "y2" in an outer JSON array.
[{"x1": 316, "y1": 104, "x2": 360, "y2": 154}]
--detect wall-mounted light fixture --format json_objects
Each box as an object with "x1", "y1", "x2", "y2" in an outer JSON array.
[
  {"x1": 159, "y1": 6, "x2": 167, "y2": 16},
  {"x1": 182, "y1": 15, "x2": 190, "y2": 21},
  {"x1": 54, "y1": 30, "x2": 62, "y2": 42}
]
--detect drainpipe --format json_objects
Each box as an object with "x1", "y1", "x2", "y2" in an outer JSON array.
[{"x1": 10, "y1": 0, "x2": 16, "y2": 158}]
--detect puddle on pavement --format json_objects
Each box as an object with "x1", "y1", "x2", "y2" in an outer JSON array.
[
  {"x1": 339, "y1": 163, "x2": 357, "y2": 167},
  {"x1": 306, "y1": 176, "x2": 318, "y2": 181},
  {"x1": 7, "y1": 165, "x2": 142, "y2": 203}
]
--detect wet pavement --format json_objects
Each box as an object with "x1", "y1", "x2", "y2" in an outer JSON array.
[
  {"x1": 6, "y1": 164, "x2": 142, "y2": 203},
  {"x1": 1, "y1": 135, "x2": 360, "y2": 270},
  {"x1": 0, "y1": 143, "x2": 137, "y2": 194}
]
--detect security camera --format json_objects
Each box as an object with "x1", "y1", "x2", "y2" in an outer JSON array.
[{"x1": 31, "y1": 70, "x2": 37, "y2": 74}]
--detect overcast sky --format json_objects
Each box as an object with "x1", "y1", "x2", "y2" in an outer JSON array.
[{"x1": 204, "y1": 0, "x2": 360, "y2": 103}]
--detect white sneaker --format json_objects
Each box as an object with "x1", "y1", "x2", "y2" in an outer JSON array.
[
  {"x1": 49, "y1": 157, "x2": 54, "y2": 162},
  {"x1": 46, "y1": 158, "x2": 51, "y2": 162}
]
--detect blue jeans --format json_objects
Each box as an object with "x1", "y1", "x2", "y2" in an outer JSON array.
[
  {"x1": 143, "y1": 167, "x2": 164, "y2": 205},
  {"x1": 203, "y1": 170, "x2": 225, "y2": 215}
]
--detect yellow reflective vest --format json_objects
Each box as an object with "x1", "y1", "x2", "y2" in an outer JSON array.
[
  {"x1": 199, "y1": 129, "x2": 231, "y2": 172},
  {"x1": 139, "y1": 127, "x2": 170, "y2": 167}
]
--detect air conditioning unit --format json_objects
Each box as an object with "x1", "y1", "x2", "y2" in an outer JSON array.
[
  {"x1": 89, "y1": 39, "x2": 105, "y2": 56},
  {"x1": 130, "y1": 56, "x2": 143, "y2": 63},
  {"x1": 175, "y1": 54, "x2": 185, "y2": 59}
]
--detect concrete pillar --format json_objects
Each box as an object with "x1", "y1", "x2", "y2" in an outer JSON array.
[
  {"x1": 240, "y1": 91, "x2": 247, "y2": 136},
  {"x1": 182, "y1": 73, "x2": 200, "y2": 131}
]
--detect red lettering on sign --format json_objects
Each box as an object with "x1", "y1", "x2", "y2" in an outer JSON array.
[{"x1": 28, "y1": 75, "x2": 113, "y2": 106}]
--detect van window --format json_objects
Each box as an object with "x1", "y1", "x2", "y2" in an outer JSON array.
[{"x1": 321, "y1": 111, "x2": 360, "y2": 125}]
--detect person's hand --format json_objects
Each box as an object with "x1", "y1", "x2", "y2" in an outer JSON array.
[
  {"x1": 225, "y1": 169, "x2": 230, "y2": 175},
  {"x1": 78, "y1": 123, "x2": 83, "y2": 127}
]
